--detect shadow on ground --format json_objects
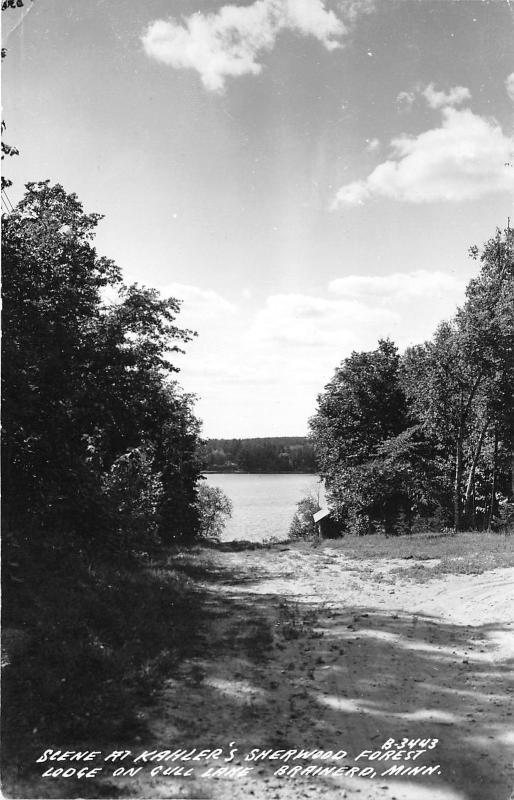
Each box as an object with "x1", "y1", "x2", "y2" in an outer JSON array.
[{"x1": 3, "y1": 547, "x2": 513, "y2": 800}]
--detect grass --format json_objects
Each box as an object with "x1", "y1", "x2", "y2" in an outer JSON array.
[
  {"x1": 2, "y1": 534, "x2": 207, "y2": 772},
  {"x1": 308, "y1": 530, "x2": 514, "y2": 580},
  {"x1": 275, "y1": 599, "x2": 321, "y2": 641},
  {"x1": 205, "y1": 537, "x2": 287, "y2": 551},
  {"x1": 390, "y1": 546, "x2": 514, "y2": 581}
]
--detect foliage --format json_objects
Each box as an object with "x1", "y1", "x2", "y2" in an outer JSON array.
[
  {"x1": 2, "y1": 181, "x2": 207, "y2": 777},
  {"x1": 311, "y1": 339, "x2": 407, "y2": 475},
  {"x1": 101, "y1": 446, "x2": 162, "y2": 555},
  {"x1": 289, "y1": 494, "x2": 320, "y2": 539},
  {"x1": 403, "y1": 226, "x2": 514, "y2": 530},
  {"x1": 310, "y1": 228, "x2": 514, "y2": 534},
  {"x1": 203, "y1": 436, "x2": 317, "y2": 473},
  {"x1": 1, "y1": 1, "x2": 34, "y2": 188},
  {"x1": 1, "y1": 126, "x2": 19, "y2": 190},
  {"x1": 2, "y1": 181, "x2": 202, "y2": 550},
  {"x1": 2, "y1": 0, "x2": 31, "y2": 9},
  {"x1": 194, "y1": 484, "x2": 233, "y2": 540},
  {"x1": 310, "y1": 339, "x2": 413, "y2": 534}
]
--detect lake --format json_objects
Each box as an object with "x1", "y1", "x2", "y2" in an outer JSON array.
[{"x1": 203, "y1": 473, "x2": 325, "y2": 542}]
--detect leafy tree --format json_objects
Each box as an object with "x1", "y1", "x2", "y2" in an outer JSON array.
[
  {"x1": 289, "y1": 494, "x2": 319, "y2": 539},
  {"x1": 2, "y1": 182, "x2": 121, "y2": 534},
  {"x1": 1, "y1": 121, "x2": 19, "y2": 191},
  {"x1": 310, "y1": 229, "x2": 514, "y2": 536},
  {"x1": 401, "y1": 321, "x2": 482, "y2": 530},
  {"x1": 194, "y1": 485, "x2": 233, "y2": 540},
  {"x1": 202, "y1": 437, "x2": 317, "y2": 473},
  {"x1": 311, "y1": 339, "x2": 407, "y2": 471},
  {"x1": 402, "y1": 226, "x2": 514, "y2": 530},
  {"x1": 101, "y1": 445, "x2": 162, "y2": 554},
  {"x1": 310, "y1": 339, "x2": 409, "y2": 533},
  {"x1": 459, "y1": 227, "x2": 514, "y2": 525},
  {"x1": 155, "y1": 386, "x2": 203, "y2": 544},
  {"x1": 2, "y1": 181, "x2": 202, "y2": 551}
]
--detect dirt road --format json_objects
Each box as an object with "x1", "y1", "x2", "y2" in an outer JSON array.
[{"x1": 118, "y1": 543, "x2": 514, "y2": 800}]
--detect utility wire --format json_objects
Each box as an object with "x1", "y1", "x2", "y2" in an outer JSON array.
[{"x1": 1, "y1": 187, "x2": 14, "y2": 211}]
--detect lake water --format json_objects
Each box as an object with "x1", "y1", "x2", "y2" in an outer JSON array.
[{"x1": 204, "y1": 473, "x2": 325, "y2": 542}]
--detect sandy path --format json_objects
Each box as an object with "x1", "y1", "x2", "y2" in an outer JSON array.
[{"x1": 111, "y1": 545, "x2": 514, "y2": 800}]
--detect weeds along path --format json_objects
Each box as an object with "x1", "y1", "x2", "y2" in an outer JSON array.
[{"x1": 116, "y1": 542, "x2": 514, "y2": 800}]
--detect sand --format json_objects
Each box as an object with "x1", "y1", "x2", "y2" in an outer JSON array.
[{"x1": 124, "y1": 544, "x2": 514, "y2": 800}]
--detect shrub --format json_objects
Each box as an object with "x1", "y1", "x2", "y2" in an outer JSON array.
[
  {"x1": 289, "y1": 494, "x2": 320, "y2": 540},
  {"x1": 101, "y1": 446, "x2": 162, "y2": 556},
  {"x1": 194, "y1": 484, "x2": 233, "y2": 540}
]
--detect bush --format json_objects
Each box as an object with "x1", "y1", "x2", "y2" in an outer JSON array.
[
  {"x1": 289, "y1": 494, "x2": 320, "y2": 540},
  {"x1": 493, "y1": 499, "x2": 514, "y2": 533},
  {"x1": 194, "y1": 484, "x2": 233, "y2": 540},
  {"x1": 101, "y1": 446, "x2": 162, "y2": 556}
]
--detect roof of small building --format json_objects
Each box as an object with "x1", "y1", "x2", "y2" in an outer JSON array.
[{"x1": 313, "y1": 507, "x2": 332, "y2": 523}]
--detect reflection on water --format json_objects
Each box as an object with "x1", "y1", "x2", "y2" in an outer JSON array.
[{"x1": 204, "y1": 473, "x2": 325, "y2": 542}]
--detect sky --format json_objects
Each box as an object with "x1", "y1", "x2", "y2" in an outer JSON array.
[{"x1": 2, "y1": 0, "x2": 514, "y2": 437}]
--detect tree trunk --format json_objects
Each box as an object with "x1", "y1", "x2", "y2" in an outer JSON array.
[
  {"x1": 488, "y1": 426, "x2": 499, "y2": 530},
  {"x1": 464, "y1": 417, "x2": 489, "y2": 528},
  {"x1": 454, "y1": 422, "x2": 464, "y2": 533}
]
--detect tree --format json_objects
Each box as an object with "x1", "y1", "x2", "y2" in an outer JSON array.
[
  {"x1": 2, "y1": 181, "x2": 203, "y2": 551},
  {"x1": 2, "y1": 182, "x2": 122, "y2": 534},
  {"x1": 459, "y1": 227, "x2": 514, "y2": 525},
  {"x1": 289, "y1": 494, "x2": 319, "y2": 539},
  {"x1": 309, "y1": 227, "x2": 514, "y2": 536},
  {"x1": 402, "y1": 322, "x2": 482, "y2": 531},
  {"x1": 101, "y1": 445, "x2": 162, "y2": 554},
  {"x1": 194, "y1": 485, "x2": 233, "y2": 540},
  {"x1": 402, "y1": 226, "x2": 514, "y2": 530},
  {"x1": 310, "y1": 339, "x2": 410, "y2": 533},
  {"x1": 154, "y1": 385, "x2": 203, "y2": 544}
]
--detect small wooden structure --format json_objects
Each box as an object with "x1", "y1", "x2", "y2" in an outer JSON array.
[{"x1": 312, "y1": 507, "x2": 339, "y2": 538}]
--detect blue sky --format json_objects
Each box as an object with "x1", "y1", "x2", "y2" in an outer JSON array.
[{"x1": 3, "y1": 0, "x2": 514, "y2": 436}]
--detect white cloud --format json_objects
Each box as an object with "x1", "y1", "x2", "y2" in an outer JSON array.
[
  {"x1": 163, "y1": 282, "x2": 236, "y2": 327},
  {"x1": 396, "y1": 89, "x2": 415, "y2": 112},
  {"x1": 247, "y1": 291, "x2": 397, "y2": 348},
  {"x1": 171, "y1": 271, "x2": 469, "y2": 435},
  {"x1": 332, "y1": 106, "x2": 514, "y2": 207},
  {"x1": 332, "y1": 180, "x2": 369, "y2": 205},
  {"x1": 341, "y1": 0, "x2": 376, "y2": 22},
  {"x1": 506, "y1": 72, "x2": 514, "y2": 103},
  {"x1": 141, "y1": 0, "x2": 359, "y2": 92},
  {"x1": 397, "y1": 82, "x2": 471, "y2": 113},
  {"x1": 329, "y1": 270, "x2": 465, "y2": 303},
  {"x1": 283, "y1": 0, "x2": 346, "y2": 45},
  {"x1": 422, "y1": 83, "x2": 471, "y2": 109},
  {"x1": 177, "y1": 287, "x2": 399, "y2": 434}
]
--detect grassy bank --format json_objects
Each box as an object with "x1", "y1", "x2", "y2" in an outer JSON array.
[
  {"x1": 305, "y1": 530, "x2": 514, "y2": 580},
  {"x1": 1, "y1": 537, "x2": 209, "y2": 784}
]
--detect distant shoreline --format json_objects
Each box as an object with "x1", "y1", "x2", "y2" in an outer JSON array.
[{"x1": 203, "y1": 470, "x2": 320, "y2": 475}]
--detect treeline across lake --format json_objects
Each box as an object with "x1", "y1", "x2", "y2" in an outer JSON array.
[{"x1": 202, "y1": 437, "x2": 317, "y2": 473}]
